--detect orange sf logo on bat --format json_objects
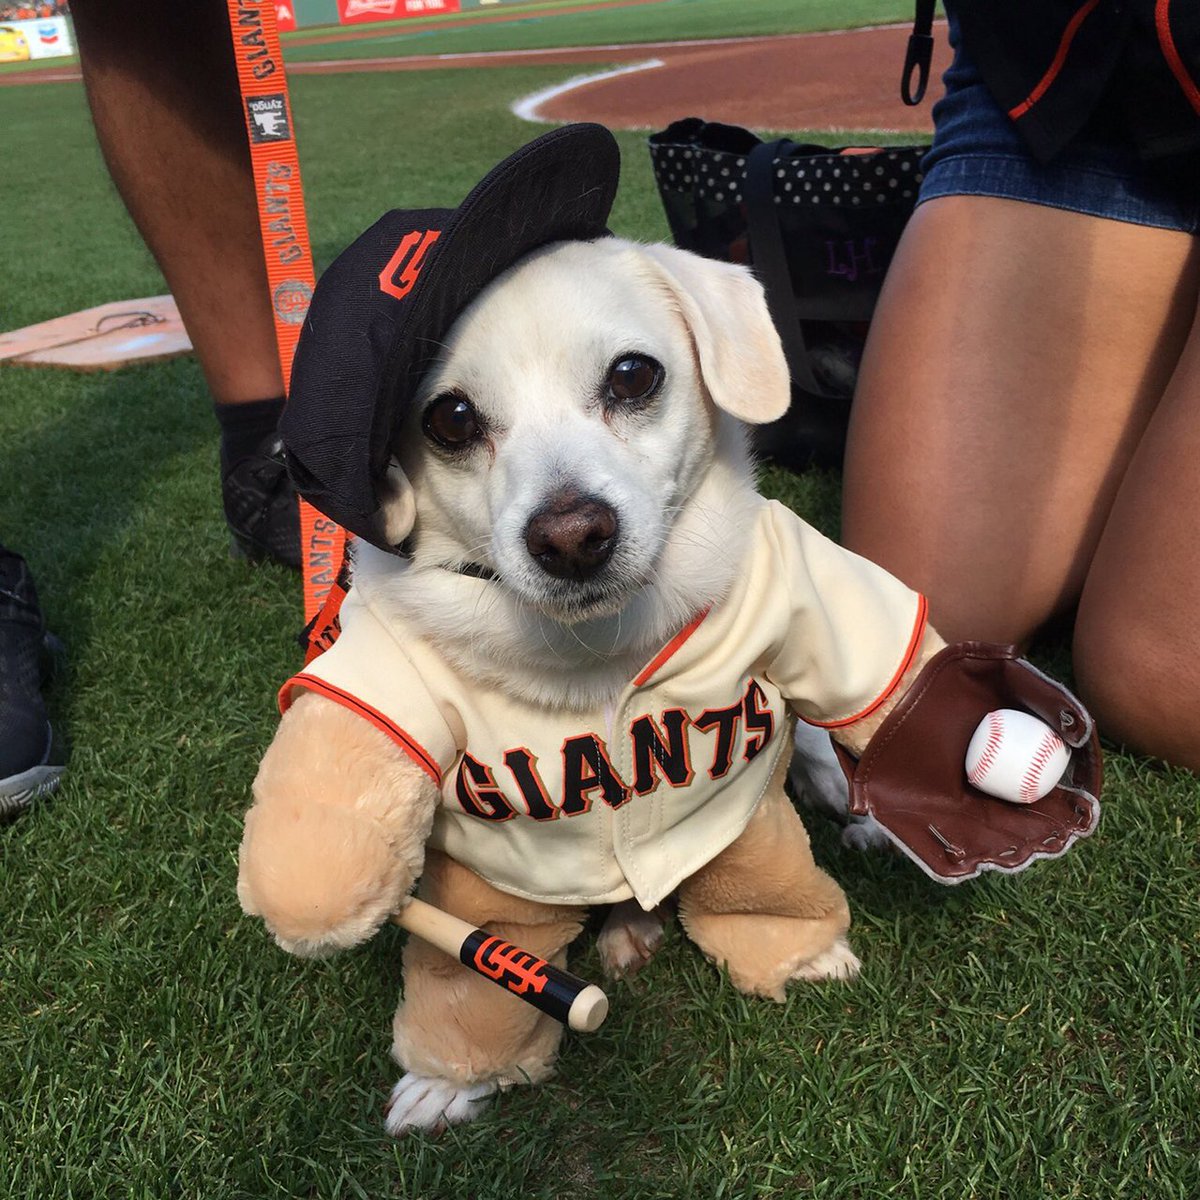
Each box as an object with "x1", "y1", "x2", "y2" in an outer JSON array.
[{"x1": 473, "y1": 936, "x2": 551, "y2": 997}]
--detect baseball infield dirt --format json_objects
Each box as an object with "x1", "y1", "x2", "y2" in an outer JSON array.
[
  {"x1": 2, "y1": 21, "x2": 951, "y2": 133},
  {"x1": 283, "y1": 24, "x2": 951, "y2": 131}
]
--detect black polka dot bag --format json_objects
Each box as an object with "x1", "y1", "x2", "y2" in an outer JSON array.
[{"x1": 648, "y1": 117, "x2": 926, "y2": 470}]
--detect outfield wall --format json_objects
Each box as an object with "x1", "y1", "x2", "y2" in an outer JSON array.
[
  {"x1": 280, "y1": 0, "x2": 533, "y2": 30},
  {"x1": 287, "y1": 0, "x2": 341, "y2": 27}
]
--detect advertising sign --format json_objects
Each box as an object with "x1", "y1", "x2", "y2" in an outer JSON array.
[
  {"x1": 336, "y1": 0, "x2": 461, "y2": 24},
  {"x1": 0, "y1": 16, "x2": 74, "y2": 61}
]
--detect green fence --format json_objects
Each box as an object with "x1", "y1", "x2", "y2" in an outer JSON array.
[
  {"x1": 291, "y1": 0, "x2": 340, "y2": 28},
  {"x1": 288, "y1": 0, "x2": 536, "y2": 30}
]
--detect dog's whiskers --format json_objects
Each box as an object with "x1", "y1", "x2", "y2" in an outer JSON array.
[
  {"x1": 602, "y1": 607, "x2": 625, "y2": 658},
  {"x1": 465, "y1": 584, "x2": 508, "y2": 662},
  {"x1": 660, "y1": 511, "x2": 739, "y2": 566},
  {"x1": 533, "y1": 611, "x2": 576, "y2": 668},
  {"x1": 452, "y1": 534, "x2": 497, "y2": 574}
]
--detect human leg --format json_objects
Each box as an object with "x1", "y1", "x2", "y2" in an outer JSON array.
[
  {"x1": 1072, "y1": 298, "x2": 1200, "y2": 771},
  {"x1": 842, "y1": 196, "x2": 1200, "y2": 646},
  {"x1": 71, "y1": 1, "x2": 299, "y2": 565},
  {"x1": 70, "y1": 0, "x2": 282, "y2": 405}
]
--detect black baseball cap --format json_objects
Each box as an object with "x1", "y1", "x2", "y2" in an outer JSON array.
[{"x1": 281, "y1": 123, "x2": 621, "y2": 550}]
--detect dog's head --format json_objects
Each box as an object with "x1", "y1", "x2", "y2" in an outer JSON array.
[{"x1": 376, "y1": 237, "x2": 790, "y2": 628}]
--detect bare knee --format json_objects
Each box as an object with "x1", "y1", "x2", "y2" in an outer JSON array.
[{"x1": 1073, "y1": 598, "x2": 1200, "y2": 772}]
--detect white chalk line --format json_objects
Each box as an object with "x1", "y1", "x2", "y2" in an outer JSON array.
[{"x1": 511, "y1": 58, "x2": 664, "y2": 123}]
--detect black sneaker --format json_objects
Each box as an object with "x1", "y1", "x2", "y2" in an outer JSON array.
[
  {"x1": 0, "y1": 548, "x2": 65, "y2": 817},
  {"x1": 221, "y1": 432, "x2": 302, "y2": 570}
]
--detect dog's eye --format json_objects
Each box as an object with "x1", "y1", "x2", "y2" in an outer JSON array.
[
  {"x1": 423, "y1": 393, "x2": 481, "y2": 449},
  {"x1": 606, "y1": 355, "x2": 663, "y2": 404}
]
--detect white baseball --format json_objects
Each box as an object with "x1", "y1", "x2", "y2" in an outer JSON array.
[{"x1": 965, "y1": 709, "x2": 1070, "y2": 804}]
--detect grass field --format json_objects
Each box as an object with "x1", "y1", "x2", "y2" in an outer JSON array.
[
  {"x1": 2, "y1": 8, "x2": 1199, "y2": 1199},
  {"x1": 280, "y1": 0, "x2": 916, "y2": 62},
  {"x1": 0, "y1": 0, "x2": 917, "y2": 75}
]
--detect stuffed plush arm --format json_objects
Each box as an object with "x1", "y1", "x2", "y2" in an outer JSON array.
[
  {"x1": 785, "y1": 625, "x2": 945, "y2": 851},
  {"x1": 237, "y1": 691, "x2": 440, "y2": 957},
  {"x1": 830, "y1": 625, "x2": 948, "y2": 757}
]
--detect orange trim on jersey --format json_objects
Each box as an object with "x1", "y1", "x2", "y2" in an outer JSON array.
[
  {"x1": 631, "y1": 608, "x2": 710, "y2": 687},
  {"x1": 280, "y1": 673, "x2": 442, "y2": 783},
  {"x1": 1157, "y1": 0, "x2": 1200, "y2": 114},
  {"x1": 804, "y1": 594, "x2": 930, "y2": 731},
  {"x1": 1008, "y1": 0, "x2": 1101, "y2": 121}
]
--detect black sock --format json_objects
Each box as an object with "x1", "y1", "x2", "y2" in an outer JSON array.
[{"x1": 214, "y1": 396, "x2": 286, "y2": 477}]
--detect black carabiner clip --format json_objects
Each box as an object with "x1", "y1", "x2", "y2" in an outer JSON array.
[{"x1": 901, "y1": 31, "x2": 934, "y2": 105}]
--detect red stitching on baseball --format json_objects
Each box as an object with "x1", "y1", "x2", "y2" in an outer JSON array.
[
  {"x1": 968, "y1": 711, "x2": 1004, "y2": 788},
  {"x1": 1020, "y1": 729, "x2": 1064, "y2": 802}
]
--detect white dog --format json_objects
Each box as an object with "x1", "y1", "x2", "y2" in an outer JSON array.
[
  {"x1": 238, "y1": 230, "x2": 949, "y2": 1135},
  {"x1": 369, "y1": 238, "x2": 801, "y2": 707},
  {"x1": 237, "y1": 127, "x2": 1097, "y2": 1140}
]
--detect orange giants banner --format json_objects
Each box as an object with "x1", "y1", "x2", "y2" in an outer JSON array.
[{"x1": 336, "y1": 0, "x2": 461, "y2": 22}]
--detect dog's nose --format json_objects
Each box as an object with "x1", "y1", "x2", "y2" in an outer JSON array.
[{"x1": 525, "y1": 492, "x2": 619, "y2": 581}]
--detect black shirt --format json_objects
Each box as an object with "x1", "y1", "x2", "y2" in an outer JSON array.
[{"x1": 949, "y1": 0, "x2": 1200, "y2": 164}]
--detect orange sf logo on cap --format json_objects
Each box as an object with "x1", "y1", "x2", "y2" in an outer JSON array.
[{"x1": 379, "y1": 229, "x2": 441, "y2": 300}]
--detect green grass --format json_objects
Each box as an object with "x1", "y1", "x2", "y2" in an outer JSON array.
[
  {"x1": 279, "y1": 0, "x2": 663, "y2": 42},
  {"x1": 0, "y1": 0, "x2": 915, "y2": 75},
  {"x1": 0, "y1": 0, "x2": 622, "y2": 76},
  {"x1": 2, "y1": 58, "x2": 1199, "y2": 1200},
  {"x1": 0, "y1": 55, "x2": 68, "y2": 75},
  {"x1": 281, "y1": 0, "x2": 915, "y2": 62}
]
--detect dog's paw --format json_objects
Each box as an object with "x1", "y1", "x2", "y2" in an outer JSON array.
[
  {"x1": 597, "y1": 899, "x2": 669, "y2": 979},
  {"x1": 383, "y1": 1073, "x2": 498, "y2": 1137},
  {"x1": 841, "y1": 813, "x2": 893, "y2": 854},
  {"x1": 790, "y1": 936, "x2": 861, "y2": 984}
]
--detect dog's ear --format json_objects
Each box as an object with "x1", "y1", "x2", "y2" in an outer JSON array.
[
  {"x1": 378, "y1": 461, "x2": 417, "y2": 547},
  {"x1": 639, "y1": 242, "x2": 791, "y2": 424}
]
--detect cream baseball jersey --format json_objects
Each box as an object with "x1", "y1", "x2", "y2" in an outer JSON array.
[{"x1": 280, "y1": 499, "x2": 927, "y2": 909}]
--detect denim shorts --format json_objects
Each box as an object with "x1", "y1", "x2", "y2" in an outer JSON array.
[{"x1": 919, "y1": 12, "x2": 1200, "y2": 234}]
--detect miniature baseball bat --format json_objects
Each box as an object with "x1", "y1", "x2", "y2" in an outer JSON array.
[{"x1": 391, "y1": 898, "x2": 609, "y2": 1033}]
